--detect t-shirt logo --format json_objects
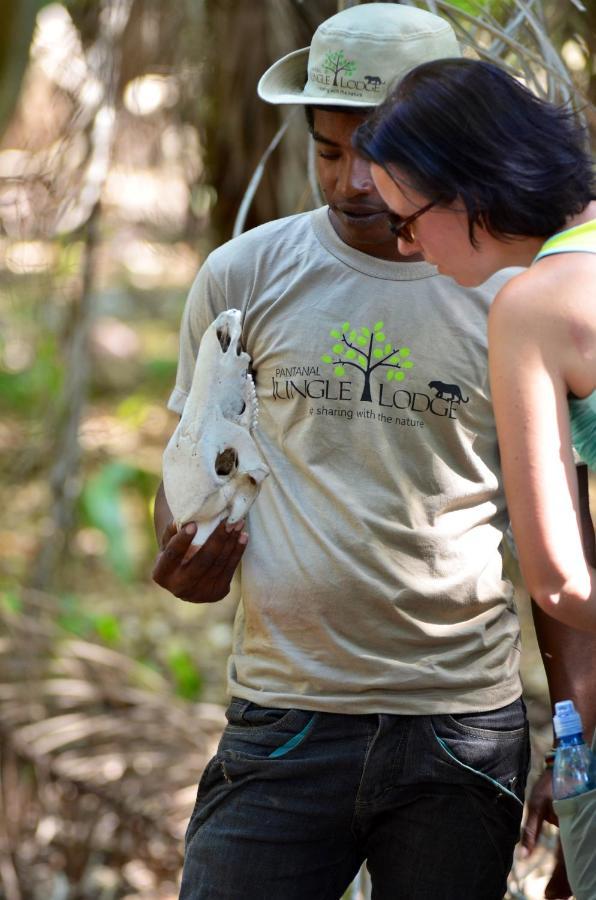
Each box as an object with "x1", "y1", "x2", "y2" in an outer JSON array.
[
  {"x1": 321, "y1": 320, "x2": 413, "y2": 402},
  {"x1": 270, "y1": 319, "x2": 471, "y2": 426}
]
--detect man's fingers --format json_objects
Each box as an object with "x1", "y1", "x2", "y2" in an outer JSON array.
[
  {"x1": 152, "y1": 517, "x2": 247, "y2": 602},
  {"x1": 153, "y1": 524, "x2": 197, "y2": 579},
  {"x1": 159, "y1": 520, "x2": 177, "y2": 550},
  {"x1": 182, "y1": 525, "x2": 248, "y2": 600},
  {"x1": 521, "y1": 805, "x2": 543, "y2": 856},
  {"x1": 188, "y1": 520, "x2": 244, "y2": 571}
]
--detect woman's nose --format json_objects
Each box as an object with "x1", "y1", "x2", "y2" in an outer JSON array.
[{"x1": 398, "y1": 236, "x2": 422, "y2": 256}]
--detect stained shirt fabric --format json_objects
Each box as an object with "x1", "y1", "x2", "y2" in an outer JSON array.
[{"x1": 168, "y1": 207, "x2": 522, "y2": 715}]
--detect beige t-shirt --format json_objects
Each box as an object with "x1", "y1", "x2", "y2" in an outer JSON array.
[{"x1": 169, "y1": 207, "x2": 522, "y2": 715}]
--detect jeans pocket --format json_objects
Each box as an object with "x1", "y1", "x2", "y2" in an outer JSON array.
[
  {"x1": 446, "y1": 698, "x2": 527, "y2": 736},
  {"x1": 431, "y1": 701, "x2": 530, "y2": 805},
  {"x1": 225, "y1": 698, "x2": 299, "y2": 731},
  {"x1": 220, "y1": 700, "x2": 316, "y2": 763}
]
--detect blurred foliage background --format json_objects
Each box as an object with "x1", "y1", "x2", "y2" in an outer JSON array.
[{"x1": 0, "y1": 0, "x2": 594, "y2": 897}]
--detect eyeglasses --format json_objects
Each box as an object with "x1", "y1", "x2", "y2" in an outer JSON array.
[{"x1": 387, "y1": 199, "x2": 438, "y2": 243}]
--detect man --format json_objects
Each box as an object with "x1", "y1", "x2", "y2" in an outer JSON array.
[{"x1": 153, "y1": 5, "x2": 596, "y2": 898}]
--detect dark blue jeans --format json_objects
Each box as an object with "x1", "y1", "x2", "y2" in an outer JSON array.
[{"x1": 180, "y1": 697, "x2": 530, "y2": 899}]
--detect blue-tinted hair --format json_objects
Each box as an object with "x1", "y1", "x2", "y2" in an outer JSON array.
[{"x1": 354, "y1": 58, "x2": 595, "y2": 243}]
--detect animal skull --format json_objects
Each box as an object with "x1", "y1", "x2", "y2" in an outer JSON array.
[{"x1": 163, "y1": 309, "x2": 269, "y2": 546}]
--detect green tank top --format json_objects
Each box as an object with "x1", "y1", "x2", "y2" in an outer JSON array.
[
  {"x1": 534, "y1": 219, "x2": 596, "y2": 469},
  {"x1": 534, "y1": 218, "x2": 596, "y2": 261}
]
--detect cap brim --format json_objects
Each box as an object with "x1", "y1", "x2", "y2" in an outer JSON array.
[{"x1": 257, "y1": 47, "x2": 378, "y2": 107}]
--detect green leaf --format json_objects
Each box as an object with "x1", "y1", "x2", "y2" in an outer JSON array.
[
  {"x1": 167, "y1": 649, "x2": 203, "y2": 701},
  {"x1": 58, "y1": 594, "x2": 93, "y2": 637},
  {"x1": 349, "y1": 330, "x2": 357, "y2": 341},
  {"x1": 373, "y1": 348, "x2": 383, "y2": 359},
  {"x1": 399, "y1": 347, "x2": 411, "y2": 357},
  {"x1": 402, "y1": 360, "x2": 414, "y2": 369},
  {"x1": 332, "y1": 343, "x2": 344, "y2": 354},
  {"x1": 446, "y1": 0, "x2": 506, "y2": 14},
  {"x1": 358, "y1": 355, "x2": 367, "y2": 366},
  {"x1": 342, "y1": 321, "x2": 350, "y2": 331},
  {"x1": 1, "y1": 591, "x2": 22, "y2": 614},
  {"x1": 360, "y1": 327, "x2": 370, "y2": 338},
  {"x1": 321, "y1": 354, "x2": 332, "y2": 364},
  {"x1": 373, "y1": 321, "x2": 384, "y2": 331},
  {"x1": 80, "y1": 462, "x2": 140, "y2": 582},
  {"x1": 395, "y1": 371, "x2": 405, "y2": 381},
  {"x1": 384, "y1": 344, "x2": 392, "y2": 354},
  {"x1": 143, "y1": 358, "x2": 177, "y2": 385},
  {"x1": 330, "y1": 329, "x2": 341, "y2": 339},
  {"x1": 0, "y1": 335, "x2": 63, "y2": 414},
  {"x1": 389, "y1": 355, "x2": 399, "y2": 364},
  {"x1": 345, "y1": 348, "x2": 356, "y2": 359},
  {"x1": 387, "y1": 370, "x2": 394, "y2": 381},
  {"x1": 357, "y1": 336, "x2": 367, "y2": 346},
  {"x1": 93, "y1": 614, "x2": 121, "y2": 645},
  {"x1": 334, "y1": 365, "x2": 345, "y2": 377}
]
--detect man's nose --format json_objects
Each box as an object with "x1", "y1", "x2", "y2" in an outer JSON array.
[{"x1": 340, "y1": 154, "x2": 374, "y2": 195}]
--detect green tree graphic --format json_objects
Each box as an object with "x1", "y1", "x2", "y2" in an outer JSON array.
[
  {"x1": 320, "y1": 320, "x2": 414, "y2": 402},
  {"x1": 322, "y1": 50, "x2": 357, "y2": 86}
]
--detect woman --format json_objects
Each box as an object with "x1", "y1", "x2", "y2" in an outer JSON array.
[{"x1": 354, "y1": 58, "x2": 596, "y2": 631}]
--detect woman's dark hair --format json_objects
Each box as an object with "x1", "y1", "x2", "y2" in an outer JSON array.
[{"x1": 354, "y1": 58, "x2": 595, "y2": 243}]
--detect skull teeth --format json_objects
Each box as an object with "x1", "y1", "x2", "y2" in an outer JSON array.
[{"x1": 246, "y1": 374, "x2": 259, "y2": 431}]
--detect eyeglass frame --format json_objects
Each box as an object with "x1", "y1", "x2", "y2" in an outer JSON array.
[
  {"x1": 387, "y1": 199, "x2": 438, "y2": 243},
  {"x1": 373, "y1": 160, "x2": 442, "y2": 243}
]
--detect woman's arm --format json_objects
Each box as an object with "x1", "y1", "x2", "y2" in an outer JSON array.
[{"x1": 488, "y1": 276, "x2": 596, "y2": 630}]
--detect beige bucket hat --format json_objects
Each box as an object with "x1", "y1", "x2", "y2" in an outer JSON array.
[{"x1": 257, "y1": 2, "x2": 460, "y2": 108}]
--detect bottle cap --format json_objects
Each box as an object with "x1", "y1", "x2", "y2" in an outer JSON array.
[{"x1": 553, "y1": 700, "x2": 584, "y2": 739}]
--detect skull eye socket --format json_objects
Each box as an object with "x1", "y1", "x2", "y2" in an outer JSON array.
[
  {"x1": 216, "y1": 324, "x2": 243, "y2": 356},
  {"x1": 216, "y1": 326, "x2": 231, "y2": 352},
  {"x1": 215, "y1": 447, "x2": 238, "y2": 476}
]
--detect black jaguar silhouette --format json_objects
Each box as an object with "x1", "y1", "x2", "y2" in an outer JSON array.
[{"x1": 428, "y1": 380, "x2": 469, "y2": 403}]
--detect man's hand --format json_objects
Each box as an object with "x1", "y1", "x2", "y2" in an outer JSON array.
[
  {"x1": 522, "y1": 769, "x2": 572, "y2": 899},
  {"x1": 152, "y1": 519, "x2": 247, "y2": 603}
]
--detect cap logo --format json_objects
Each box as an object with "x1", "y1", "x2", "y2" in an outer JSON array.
[
  {"x1": 257, "y1": 7, "x2": 461, "y2": 108},
  {"x1": 323, "y1": 49, "x2": 356, "y2": 86},
  {"x1": 309, "y1": 47, "x2": 385, "y2": 98}
]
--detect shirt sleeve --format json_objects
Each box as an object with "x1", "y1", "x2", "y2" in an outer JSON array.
[{"x1": 167, "y1": 258, "x2": 227, "y2": 416}]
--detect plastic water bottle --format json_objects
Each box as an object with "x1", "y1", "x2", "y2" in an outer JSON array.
[{"x1": 552, "y1": 700, "x2": 594, "y2": 800}]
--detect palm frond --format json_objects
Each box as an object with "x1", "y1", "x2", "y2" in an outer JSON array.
[{"x1": 0, "y1": 590, "x2": 226, "y2": 895}]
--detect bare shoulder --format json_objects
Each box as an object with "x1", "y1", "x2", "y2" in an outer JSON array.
[
  {"x1": 490, "y1": 254, "x2": 594, "y2": 331},
  {"x1": 488, "y1": 269, "x2": 542, "y2": 346},
  {"x1": 489, "y1": 254, "x2": 596, "y2": 392}
]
